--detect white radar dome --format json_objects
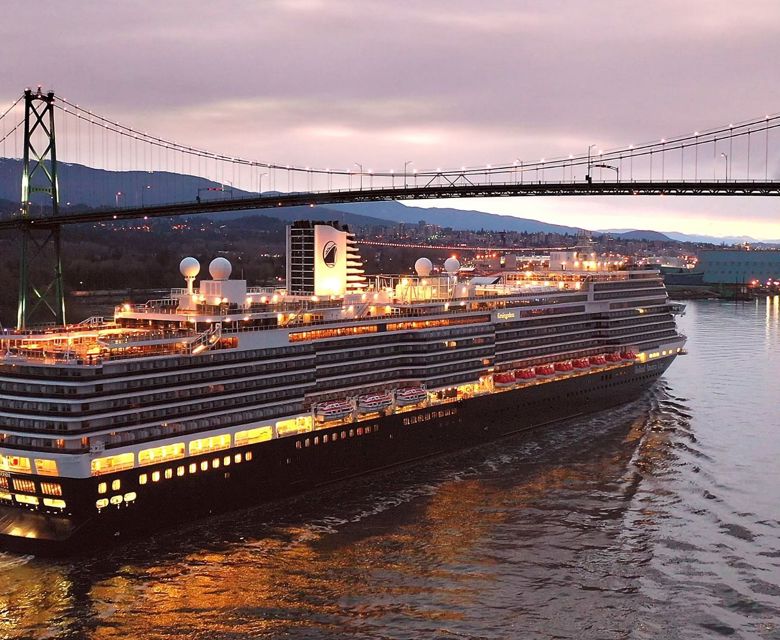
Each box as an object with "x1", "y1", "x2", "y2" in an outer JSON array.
[
  {"x1": 209, "y1": 257, "x2": 232, "y2": 280},
  {"x1": 179, "y1": 257, "x2": 201, "y2": 278},
  {"x1": 444, "y1": 257, "x2": 460, "y2": 275},
  {"x1": 414, "y1": 257, "x2": 433, "y2": 277}
]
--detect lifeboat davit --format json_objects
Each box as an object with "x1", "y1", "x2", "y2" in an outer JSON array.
[
  {"x1": 493, "y1": 371, "x2": 516, "y2": 387},
  {"x1": 604, "y1": 352, "x2": 622, "y2": 363},
  {"x1": 536, "y1": 364, "x2": 556, "y2": 376},
  {"x1": 395, "y1": 387, "x2": 428, "y2": 407},
  {"x1": 572, "y1": 358, "x2": 590, "y2": 369},
  {"x1": 621, "y1": 351, "x2": 637, "y2": 360},
  {"x1": 357, "y1": 393, "x2": 393, "y2": 413},
  {"x1": 515, "y1": 368, "x2": 536, "y2": 380},
  {"x1": 589, "y1": 354, "x2": 607, "y2": 366},
  {"x1": 554, "y1": 361, "x2": 574, "y2": 372},
  {"x1": 315, "y1": 400, "x2": 353, "y2": 422}
]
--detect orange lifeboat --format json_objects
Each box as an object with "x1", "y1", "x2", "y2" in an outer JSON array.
[
  {"x1": 621, "y1": 351, "x2": 637, "y2": 360},
  {"x1": 395, "y1": 387, "x2": 428, "y2": 407},
  {"x1": 516, "y1": 368, "x2": 536, "y2": 380},
  {"x1": 315, "y1": 400, "x2": 353, "y2": 422},
  {"x1": 357, "y1": 393, "x2": 393, "y2": 413},
  {"x1": 493, "y1": 371, "x2": 516, "y2": 388},
  {"x1": 589, "y1": 354, "x2": 607, "y2": 366},
  {"x1": 536, "y1": 364, "x2": 556, "y2": 376},
  {"x1": 604, "y1": 352, "x2": 622, "y2": 363},
  {"x1": 554, "y1": 361, "x2": 574, "y2": 372},
  {"x1": 572, "y1": 358, "x2": 590, "y2": 369}
]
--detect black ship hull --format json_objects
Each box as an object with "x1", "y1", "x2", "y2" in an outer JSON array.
[{"x1": 0, "y1": 357, "x2": 674, "y2": 555}]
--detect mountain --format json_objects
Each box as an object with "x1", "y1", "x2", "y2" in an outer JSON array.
[
  {"x1": 662, "y1": 231, "x2": 780, "y2": 245},
  {"x1": 597, "y1": 229, "x2": 673, "y2": 241},
  {"x1": 328, "y1": 201, "x2": 584, "y2": 235},
  {"x1": 0, "y1": 160, "x2": 395, "y2": 229},
  {"x1": 0, "y1": 160, "x2": 587, "y2": 235},
  {"x1": 0, "y1": 158, "x2": 228, "y2": 209},
  {"x1": 222, "y1": 205, "x2": 395, "y2": 229}
]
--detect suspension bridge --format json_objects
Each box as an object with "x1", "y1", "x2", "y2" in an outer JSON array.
[{"x1": 1, "y1": 86, "x2": 779, "y2": 328}]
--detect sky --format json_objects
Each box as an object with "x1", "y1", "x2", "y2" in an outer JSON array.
[{"x1": 2, "y1": 0, "x2": 780, "y2": 239}]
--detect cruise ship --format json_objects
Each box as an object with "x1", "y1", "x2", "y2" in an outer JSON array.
[{"x1": 0, "y1": 221, "x2": 686, "y2": 553}]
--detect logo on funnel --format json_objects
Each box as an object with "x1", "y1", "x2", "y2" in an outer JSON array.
[{"x1": 323, "y1": 241, "x2": 337, "y2": 267}]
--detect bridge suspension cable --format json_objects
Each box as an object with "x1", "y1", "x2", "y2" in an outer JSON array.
[{"x1": 45, "y1": 93, "x2": 780, "y2": 194}]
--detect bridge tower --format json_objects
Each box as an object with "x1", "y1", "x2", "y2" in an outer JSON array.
[{"x1": 16, "y1": 87, "x2": 65, "y2": 330}]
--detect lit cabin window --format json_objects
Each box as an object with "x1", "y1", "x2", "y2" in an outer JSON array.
[
  {"x1": 188, "y1": 434, "x2": 231, "y2": 456},
  {"x1": 223, "y1": 456, "x2": 230, "y2": 466},
  {"x1": 189, "y1": 463, "x2": 197, "y2": 474},
  {"x1": 245, "y1": 451, "x2": 253, "y2": 461},
  {"x1": 234, "y1": 454, "x2": 242, "y2": 463},
  {"x1": 164, "y1": 468, "x2": 173, "y2": 479},
  {"x1": 98, "y1": 482, "x2": 108, "y2": 494},
  {"x1": 152, "y1": 471, "x2": 161, "y2": 482},
  {"x1": 139, "y1": 443, "x2": 185, "y2": 467},
  {"x1": 111, "y1": 479, "x2": 121, "y2": 491},
  {"x1": 91, "y1": 453, "x2": 134, "y2": 476},
  {"x1": 43, "y1": 498, "x2": 66, "y2": 509},
  {"x1": 357, "y1": 428, "x2": 363, "y2": 436},
  {"x1": 234, "y1": 426, "x2": 273, "y2": 446},
  {"x1": 276, "y1": 416, "x2": 313, "y2": 436},
  {"x1": 323, "y1": 435, "x2": 329, "y2": 444},
  {"x1": 177, "y1": 466, "x2": 185, "y2": 477},
  {"x1": 304, "y1": 439, "x2": 310, "y2": 448},
  {"x1": 96, "y1": 498, "x2": 109, "y2": 509},
  {"x1": 15, "y1": 494, "x2": 39, "y2": 506},
  {"x1": 314, "y1": 437, "x2": 320, "y2": 445},
  {"x1": 0, "y1": 477, "x2": 7, "y2": 490},
  {"x1": 349, "y1": 429, "x2": 355, "y2": 437},
  {"x1": 40, "y1": 482, "x2": 62, "y2": 496},
  {"x1": 124, "y1": 492, "x2": 137, "y2": 502},
  {"x1": 110, "y1": 495, "x2": 123, "y2": 505},
  {"x1": 34, "y1": 459, "x2": 59, "y2": 476},
  {"x1": 200, "y1": 461, "x2": 208, "y2": 471},
  {"x1": 212, "y1": 458, "x2": 220, "y2": 469},
  {"x1": 341, "y1": 431, "x2": 346, "y2": 439},
  {"x1": 0, "y1": 491, "x2": 12, "y2": 501},
  {"x1": 0, "y1": 454, "x2": 32, "y2": 473},
  {"x1": 12, "y1": 478, "x2": 36, "y2": 493},
  {"x1": 139, "y1": 474, "x2": 148, "y2": 485}
]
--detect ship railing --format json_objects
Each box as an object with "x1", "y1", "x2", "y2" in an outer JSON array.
[
  {"x1": 188, "y1": 323, "x2": 222, "y2": 354},
  {"x1": 247, "y1": 286, "x2": 277, "y2": 295},
  {"x1": 115, "y1": 298, "x2": 180, "y2": 314},
  {"x1": 77, "y1": 316, "x2": 108, "y2": 326},
  {"x1": 97, "y1": 328, "x2": 197, "y2": 346}
]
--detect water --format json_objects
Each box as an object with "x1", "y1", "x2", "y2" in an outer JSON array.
[{"x1": 1, "y1": 299, "x2": 779, "y2": 639}]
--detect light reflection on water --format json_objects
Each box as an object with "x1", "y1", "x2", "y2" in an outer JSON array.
[{"x1": 1, "y1": 299, "x2": 779, "y2": 639}]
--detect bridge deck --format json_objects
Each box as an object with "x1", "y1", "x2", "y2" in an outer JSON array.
[{"x1": 1, "y1": 181, "x2": 779, "y2": 229}]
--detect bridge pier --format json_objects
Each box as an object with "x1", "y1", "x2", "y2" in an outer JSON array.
[
  {"x1": 16, "y1": 223, "x2": 66, "y2": 329},
  {"x1": 16, "y1": 87, "x2": 66, "y2": 330}
]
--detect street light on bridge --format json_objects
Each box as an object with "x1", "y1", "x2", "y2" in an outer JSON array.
[
  {"x1": 720, "y1": 152, "x2": 729, "y2": 181},
  {"x1": 404, "y1": 160, "x2": 413, "y2": 189},
  {"x1": 586, "y1": 144, "x2": 596, "y2": 183},
  {"x1": 354, "y1": 162, "x2": 363, "y2": 190}
]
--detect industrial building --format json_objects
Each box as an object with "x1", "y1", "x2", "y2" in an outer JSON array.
[{"x1": 698, "y1": 249, "x2": 780, "y2": 285}]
